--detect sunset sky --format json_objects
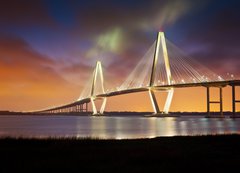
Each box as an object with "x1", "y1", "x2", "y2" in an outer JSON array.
[{"x1": 0, "y1": 0, "x2": 239, "y2": 112}]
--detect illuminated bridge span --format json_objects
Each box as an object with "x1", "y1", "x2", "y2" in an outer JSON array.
[{"x1": 36, "y1": 32, "x2": 240, "y2": 117}]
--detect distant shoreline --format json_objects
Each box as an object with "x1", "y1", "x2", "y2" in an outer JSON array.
[{"x1": 0, "y1": 110, "x2": 239, "y2": 117}]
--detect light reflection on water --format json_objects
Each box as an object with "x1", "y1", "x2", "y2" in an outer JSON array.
[{"x1": 0, "y1": 115, "x2": 240, "y2": 139}]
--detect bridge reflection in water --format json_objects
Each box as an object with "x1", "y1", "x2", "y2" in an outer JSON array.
[
  {"x1": 1, "y1": 115, "x2": 240, "y2": 139},
  {"x1": 35, "y1": 32, "x2": 240, "y2": 117}
]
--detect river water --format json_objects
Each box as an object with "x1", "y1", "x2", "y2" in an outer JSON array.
[{"x1": 0, "y1": 115, "x2": 240, "y2": 139}]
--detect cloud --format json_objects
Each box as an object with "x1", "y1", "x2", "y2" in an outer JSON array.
[
  {"x1": 0, "y1": 0, "x2": 56, "y2": 27},
  {"x1": 95, "y1": 28, "x2": 123, "y2": 54},
  {"x1": 183, "y1": 5, "x2": 240, "y2": 77},
  {"x1": 59, "y1": 62, "x2": 93, "y2": 86},
  {"x1": 0, "y1": 34, "x2": 80, "y2": 111},
  {"x1": 83, "y1": 27, "x2": 125, "y2": 66},
  {"x1": 70, "y1": 0, "x2": 203, "y2": 74},
  {"x1": 86, "y1": 28, "x2": 123, "y2": 55},
  {"x1": 75, "y1": 0, "x2": 199, "y2": 34},
  {"x1": 0, "y1": 0, "x2": 202, "y2": 80},
  {"x1": 140, "y1": 0, "x2": 194, "y2": 31}
]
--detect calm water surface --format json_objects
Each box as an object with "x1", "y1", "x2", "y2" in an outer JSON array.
[{"x1": 0, "y1": 115, "x2": 240, "y2": 139}]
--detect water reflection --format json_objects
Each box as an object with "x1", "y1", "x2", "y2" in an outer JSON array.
[{"x1": 0, "y1": 115, "x2": 240, "y2": 139}]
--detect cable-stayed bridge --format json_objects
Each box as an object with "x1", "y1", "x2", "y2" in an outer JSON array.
[{"x1": 35, "y1": 32, "x2": 240, "y2": 117}]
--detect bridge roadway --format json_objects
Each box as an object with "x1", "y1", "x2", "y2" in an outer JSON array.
[{"x1": 40, "y1": 80, "x2": 240, "y2": 113}]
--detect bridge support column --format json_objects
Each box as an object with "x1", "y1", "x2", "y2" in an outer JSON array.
[
  {"x1": 88, "y1": 61, "x2": 106, "y2": 115},
  {"x1": 100, "y1": 97, "x2": 107, "y2": 114},
  {"x1": 206, "y1": 86, "x2": 224, "y2": 117},
  {"x1": 79, "y1": 104, "x2": 82, "y2": 112},
  {"x1": 91, "y1": 97, "x2": 97, "y2": 115},
  {"x1": 220, "y1": 87, "x2": 223, "y2": 117},
  {"x1": 86, "y1": 103, "x2": 88, "y2": 112},
  {"x1": 231, "y1": 85, "x2": 240, "y2": 118},
  {"x1": 75, "y1": 105, "x2": 78, "y2": 112},
  {"x1": 91, "y1": 97, "x2": 107, "y2": 115},
  {"x1": 163, "y1": 89, "x2": 174, "y2": 114},
  {"x1": 232, "y1": 85, "x2": 236, "y2": 117},
  {"x1": 207, "y1": 87, "x2": 210, "y2": 117},
  {"x1": 148, "y1": 32, "x2": 173, "y2": 115},
  {"x1": 149, "y1": 89, "x2": 160, "y2": 114}
]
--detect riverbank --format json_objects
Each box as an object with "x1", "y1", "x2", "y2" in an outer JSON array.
[{"x1": 0, "y1": 135, "x2": 240, "y2": 172}]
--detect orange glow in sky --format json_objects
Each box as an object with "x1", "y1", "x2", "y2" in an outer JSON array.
[{"x1": 0, "y1": 0, "x2": 239, "y2": 113}]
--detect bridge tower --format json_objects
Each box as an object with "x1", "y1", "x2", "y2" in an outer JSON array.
[
  {"x1": 90, "y1": 61, "x2": 107, "y2": 115},
  {"x1": 149, "y1": 32, "x2": 174, "y2": 114}
]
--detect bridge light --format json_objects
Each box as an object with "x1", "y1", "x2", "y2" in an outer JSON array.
[{"x1": 218, "y1": 76, "x2": 223, "y2": 81}]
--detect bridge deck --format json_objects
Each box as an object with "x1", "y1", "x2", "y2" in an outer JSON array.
[{"x1": 39, "y1": 80, "x2": 240, "y2": 112}]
